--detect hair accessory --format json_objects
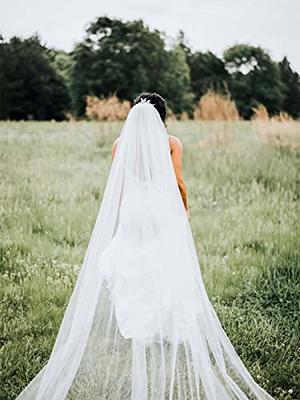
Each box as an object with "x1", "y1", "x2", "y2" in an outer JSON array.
[{"x1": 141, "y1": 98, "x2": 152, "y2": 105}]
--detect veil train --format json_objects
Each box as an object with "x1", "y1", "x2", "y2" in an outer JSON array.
[{"x1": 16, "y1": 100, "x2": 274, "y2": 400}]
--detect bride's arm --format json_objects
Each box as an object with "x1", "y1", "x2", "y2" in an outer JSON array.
[
  {"x1": 112, "y1": 137, "x2": 119, "y2": 160},
  {"x1": 169, "y1": 136, "x2": 189, "y2": 217}
]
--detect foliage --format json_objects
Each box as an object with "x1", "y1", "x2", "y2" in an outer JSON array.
[
  {"x1": 70, "y1": 17, "x2": 168, "y2": 116},
  {"x1": 0, "y1": 36, "x2": 70, "y2": 120},
  {"x1": 0, "y1": 121, "x2": 300, "y2": 399},
  {"x1": 48, "y1": 49, "x2": 73, "y2": 92},
  {"x1": 1, "y1": 25, "x2": 300, "y2": 121},
  {"x1": 278, "y1": 57, "x2": 300, "y2": 119},
  {"x1": 224, "y1": 44, "x2": 285, "y2": 119},
  {"x1": 159, "y1": 44, "x2": 194, "y2": 116},
  {"x1": 188, "y1": 51, "x2": 229, "y2": 101},
  {"x1": 70, "y1": 18, "x2": 194, "y2": 117}
]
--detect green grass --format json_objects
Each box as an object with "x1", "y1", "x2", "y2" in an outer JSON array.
[{"x1": 0, "y1": 121, "x2": 299, "y2": 400}]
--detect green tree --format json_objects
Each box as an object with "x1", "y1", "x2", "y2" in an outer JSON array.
[
  {"x1": 160, "y1": 44, "x2": 194, "y2": 116},
  {"x1": 224, "y1": 44, "x2": 285, "y2": 119},
  {"x1": 49, "y1": 49, "x2": 73, "y2": 92},
  {"x1": 176, "y1": 31, "x2": 230, "y2": 109},
  {"x1": 176, "y1": 29, "x2": 193, "y2": 61},
  {"x1": 70, "y1": 17, "x2": 168, "y2": 117},
  {"x1": 279, "y1": 57, "x2": 300, "y2": 118},
  {"x1": 188, "y1": 51, "x2": 229, "y2": 102},
  {"x1": 0, "y1": 36, "x2": 70, "y2": 120}
]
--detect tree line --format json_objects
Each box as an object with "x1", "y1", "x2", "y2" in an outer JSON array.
[{"x1": 0, "y1": 17, "x2": 300, "y2": 120}]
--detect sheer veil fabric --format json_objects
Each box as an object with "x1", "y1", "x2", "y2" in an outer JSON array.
[{"x1": 16, "y1": 100, "x2": 274, "y2": 400}]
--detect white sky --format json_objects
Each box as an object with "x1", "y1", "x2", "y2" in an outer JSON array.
[{"x1": 1, "y1": 0, "x2": 300, "y2": 72}]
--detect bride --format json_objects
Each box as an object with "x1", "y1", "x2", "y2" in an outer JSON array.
[{"x1": 16, "y1": 93, "x2": 274, "y2": 400}]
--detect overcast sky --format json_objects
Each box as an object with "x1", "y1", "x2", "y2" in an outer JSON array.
[{"x1": 1, "y1": 0, "x2": 300, "y2": 72}]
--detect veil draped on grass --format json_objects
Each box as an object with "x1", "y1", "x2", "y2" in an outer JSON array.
[{"x1": 16, "y1": 100, "x2": 273, "y2": 399}]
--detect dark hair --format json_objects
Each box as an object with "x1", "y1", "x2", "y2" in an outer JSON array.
[{"x1": 133, "y1": 92, "x2": 167, "y2": 123}]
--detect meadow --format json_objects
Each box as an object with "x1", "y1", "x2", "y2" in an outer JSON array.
[{"x1": 0, "y1": 120, "x2": 299, "y2": 400}]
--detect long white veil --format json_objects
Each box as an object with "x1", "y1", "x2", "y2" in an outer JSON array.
[{"x1": 16, "y1": 100, "x2": 274, "y2": 399}]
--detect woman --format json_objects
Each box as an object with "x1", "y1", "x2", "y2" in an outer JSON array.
[
  {"x1": 16, "y1": 93, "x2": 274, "y2": 400},
  {"x1": 112, "y1": 93, "x2": 189, "y2": 218}
]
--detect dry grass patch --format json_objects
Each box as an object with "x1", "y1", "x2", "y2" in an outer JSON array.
[
  {"x1": 194, "y1": 91, "x2": 240, "y2": 121},
  {"x1": 86, "y1": 95, "x2": 131, "y2": 121}
]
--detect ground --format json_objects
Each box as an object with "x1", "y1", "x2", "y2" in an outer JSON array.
[{"x1": 0, "y1": 120, "x2": 299, "y2": 399}]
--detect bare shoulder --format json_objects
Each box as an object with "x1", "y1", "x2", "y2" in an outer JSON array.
[
  {"x1": 168, "y1": 135, "x2": 183, "y2": 152},
  {"x1": 112, "y1": 136, "x2": 120, "y2": 147}
]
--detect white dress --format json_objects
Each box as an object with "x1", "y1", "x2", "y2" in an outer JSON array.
[{"x1": 99, "y1": 172, "x2": 200, "y2": 342}]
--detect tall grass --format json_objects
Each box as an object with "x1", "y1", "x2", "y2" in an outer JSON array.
[
  {"x1": 193, "y1": 90, "x2": 240, "y2": 121},
  {"x1": 252, "y1": 104, "x2": 270, "y2": 121},
  {"x1": 85, "y1": 95, "x2": 131, "y2": 121},
  {"x1": 0, "y1": 121, "x2": 299, "y2": 399},
  {"x1": 250, "y1": 105, "x2": 300, "y2": 149},
  {"x1": 252, "y1": 104, "x2": 294, "y2": 122}
]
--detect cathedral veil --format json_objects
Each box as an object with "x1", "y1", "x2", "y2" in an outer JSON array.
[{"x1": 16, "y1": 100, "x2": 274, "y2": 399}]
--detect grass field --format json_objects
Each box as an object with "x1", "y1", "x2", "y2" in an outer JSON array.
[{"x1": 0, "y1": 120, "x2": 299, "y2": 400}]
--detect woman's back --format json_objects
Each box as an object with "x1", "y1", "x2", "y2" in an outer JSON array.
[{"x1": 112, "y1": 133, "x2": 189, "y2": 215}]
